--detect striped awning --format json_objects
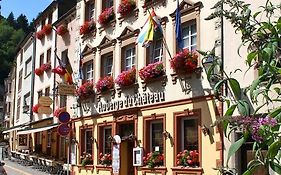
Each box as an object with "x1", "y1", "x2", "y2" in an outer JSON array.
[{"x1": 17, "y1": 123, "x2": 58, "y2": 135}]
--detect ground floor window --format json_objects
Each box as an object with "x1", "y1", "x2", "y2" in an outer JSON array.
[{"x1": 18, "y1": 134, "x2": 27, "y2": 146}]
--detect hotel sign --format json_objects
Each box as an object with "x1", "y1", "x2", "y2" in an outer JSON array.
[{"x1": 97, "y1": 92, "x2": 165, "y2": 113}]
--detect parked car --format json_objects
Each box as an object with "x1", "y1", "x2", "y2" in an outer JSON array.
[{"x1": 0, "y1": 162, "x2": 7, "y2": 175}]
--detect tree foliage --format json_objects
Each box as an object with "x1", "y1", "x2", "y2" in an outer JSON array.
[{"x1": 201, "y1": 0, "x2": 281, "y2": 174}]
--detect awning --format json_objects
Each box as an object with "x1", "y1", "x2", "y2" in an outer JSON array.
[
  {"x1": 17, "y1": 123, "x2": 58, "y2": 135},
  {"x1": 2, "y1": 125, "x2": 25, "y2": 134}
]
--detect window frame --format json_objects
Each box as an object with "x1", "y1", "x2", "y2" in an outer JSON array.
[
  {"x1": 122, "y1": 45, "x2": 136, "y2": 71},
  {"x1": 150, "y1": 120, "x2": 164, "y2": 153},
  {"x1": 18, "y1": 69, "x2": 23, "y2": 91},
  {"x1": 102, "y1": 0, "x2": 114, "y2": 10},
  {"x1": 79, "y1": 125, "x2": 94, "y2": 164},
  {"x1": 97, "y1": 122, "x2": 112, "y2": 163},
  {"x1": 46, "y1": 48, "x2": 51, "y2": 64},
  {"x1": 148, "y1": 38, "x2": 164, "y2": 64},
  {"x1": 85, "y1": 0, "x2": 96, "y2": 21},
  {"x1": 25, "y1": 57, "x2": 32, "y2": 76},
  {"x1": 182, "y1": 20, "x2": 197, "y2": 51},
  {"x1": 83, "y1": 60, "x2": 94, "y2": 81},
  {"x1": 101, "y1": 53, "x2": 113, "y2": 77},
  {"x1": 39, "y1": 53, "x2": 44, "y2": 67}
]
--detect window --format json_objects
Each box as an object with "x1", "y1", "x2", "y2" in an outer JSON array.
[
  {"x1": 182, "y1": 21, "x2": 197, "y2": 51},
  {"x1": 18, "y1": 69, "x2": 23, "y2": 91},
  {"x1": 150, "y1": 121, "x2": 163, "y2": 152},
  {"x1": 24, "y1": 93, "x2": 30, "y2": 112},
  {"x1": 16, "y1": 97, "x2": 21, "y2": 120},
  {"x1": 19, "y1": 134, "x2": 27, "y2": 146},
  {"x1": 45, "y1": 87, "x2": 50, "y2": 97},
  {"x1": 48, "y1": 14, "x2": 52, "y2": 24},
  {"x1": 101, "y1": 54, "x2": 113, "y2": 77},
  {"x1": 25, "y1": 57, "x2": 32, "y2": 76},
  {"x1": 41, "y1": 19, "x2": 46, "y2": 29},
  {"x1": 83, "y1": 61, "x2": 94, "y2": 81},
  {"x1": 35, "y1": 132, "x2": 42, "y2": 153},
  {"x1": 85, "y1": 1, "x2": 95, "y2": 21},
  {"x1": 47, "y1": 131, "x2": 51, "y2": 147},
  {"x1": 81, "y1": 129, "x2": 93, "y2": 155},
  {"x1": 46, "y1": 48, "x2": 51, "y2": 63},
  {"x1": 40, "y1": 54, "x2": 44, "y2": 67},
  {"x1": 103, "y1": 127, "x2": 112, "y2": 154},
  {"x1": 148, "y1": 39, "x2": 163, "y2": 64},
  {"x1": 123, "y1": 45, "x2": 136, "y2": 71},
  {"x1": 103, "y1": 0, "x2": 113, "y2": 9},
  {"x1": 38, "y1": 90, "x2": 43, "y2": 99}
]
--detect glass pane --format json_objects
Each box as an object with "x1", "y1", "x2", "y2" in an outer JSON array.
[
  {"x1": 104, "y1": 128, "x2": 112, "y2": 154},
  {"x1": 183, "y1": 118, "x2": 198, "y2": 151},
  {"x1": 182, "y1": 27, "x2": 189, "y2": 37},
  {"x1": 191, "y1": 35, "x2": 197, "y2": 46},
  {"x1": 85, "y1": 130, "x2": 92, "y2": 154},
  {"x1": 191, "y1": 24, "x2": 196, "y2": 34},
  {"x1": 151, "y1": 122, "x2": 163, "y2": 152}
]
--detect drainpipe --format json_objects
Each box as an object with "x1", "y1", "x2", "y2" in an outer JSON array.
[
  {"x1": 29, "y1": 33, "x2": 36, "y2": 127},
  {"x1": 53, "y1": 27, "x2": 57, "y2": 124}
]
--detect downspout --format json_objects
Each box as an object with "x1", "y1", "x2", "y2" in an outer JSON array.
[
  {"x1": 53, "y1": 26, "x2": 57, "y2": 124},
  {"x1": 12, "y1": 63, "x2": 17, "y2": 151},
  {"x1": 29, "y1": 33, "x2": 36, "y2": 127}
]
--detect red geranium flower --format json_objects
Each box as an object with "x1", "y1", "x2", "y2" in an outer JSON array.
[
  {"x1": 36, "y1": 30, "x2": 45, "y2": 40},
  {"x1": 139, "y1": 62, "x2": 165, "y2": 82},
  {"x1": 40, "y1": 63, "x2": 51, "y2": 72},
  {"x1": 96, "y1": 76, "x2": 114, "y2": 93},
  {"x1": 43, "y1": 24, "x2": 52, "y2": 35},
  {"x1": 176, "y1": 150, "x2": 199, "y2": 167},
  {"x1": 98, "y1": 7, "x2": 115, "y2": 25},
  {"x1": 35, "y1": 68, "x2": 44, "y2": 76},
  {"x1": 117, "y1": 0, "x2": 136, "y2": 17},
  {"x1": 32, "y1": 104, "x2": 40, "y2": 113},
  {"x1": 52, "y1": 66, "x2": 66, "y2": 76},
  {"x1": 115, "y1": 67, "x2": 136, "y2": 87},
  {"x1": 57, "y1": 24, "x2": 68, "y2": 36},
  {"x1": 80, "y1": 21, "x2": 96, "y2": 35},
  {"x1": 75, "y1": 81, "x2": 95, "y2": 100}
]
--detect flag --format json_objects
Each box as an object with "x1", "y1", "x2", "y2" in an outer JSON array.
[
  {"x1": 78, "y1": 45, "x2": 84, "y2": 80},
  {"x1": 151, "y1": 9, "x2": 163, "y2": 34},
  {"x1": 55, "y1": 52, "x2": 66, "y2": 68},
  {"x1": 64, "y1": 55, "x2": 73, "y2": 84},
  {"x1": 176, "y1": 0, "x2": 184, "y2": 50}
]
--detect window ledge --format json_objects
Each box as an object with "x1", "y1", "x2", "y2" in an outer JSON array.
[
  {"x1": 141, "y1": 75, "x2": 167, "y2": 91},
  {"x1": 118, "y1": 8, "x2": 139, "y2": 27},
  {"x1": 171, "y1": 67, "x2": 203, "y2": 85},
  {"x1": 141, "y1": 166, "x2": 167, "y2": 175},
  {"x1": 96, "y1": 165, "x2": 112, "y2": 174},
  {"x1": 171, "y1": 167, "x2": 203, "y2": 175},
  {"x1": 98, "y1": 19, "x2": 116, "y2": 34},
  {"x1": 77, "y1": 165, "x2": 94, "y2": 173}
]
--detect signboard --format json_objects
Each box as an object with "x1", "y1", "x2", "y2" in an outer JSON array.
[
  {"x1": 58, "y1": 112, "x2": 71, "y2": 123},
  {"x1": 58, "y1": 84, "x2": 76, "y2": 95},
  {"x1": 112, "y1": 135, "x2": 121, "y2": 175},
  {"x1": 133, "y1": 147, "x2": 143, "y2": 166},
  {"x1": 38, "y1": 106, "x2": 52, "y2": 114},
  {"x1": 57, "y1": 123, "x2": 71, "y2": 136},
  {"x1": 38, "y1": 96, "x2": 53, "y2": 106}
]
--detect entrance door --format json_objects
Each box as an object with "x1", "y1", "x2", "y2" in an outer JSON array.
[{"x1": 118, "y1": 123, "x2": 134, "y2": 175}]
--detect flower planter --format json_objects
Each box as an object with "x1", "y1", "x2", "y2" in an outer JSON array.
[
  {"x1": 52, "y1": 66, "x2": 66, "y2": 76},
  {"x1": 139, "y1": 61, "x2": 165, "y2": 82},
  {"x1": 32, "y1": 104, "x2": 40, "y2": 113},
  {"x1": 115, "y1": 68, "x2": 136, "y2": 87},
  {"x1": 40, "y1": 63, "x2": 51, "y2": 72},
  {"x1": 75, "y1": 82, "x2": 95, "y2": 101},
  {"x1": 43, "y1": 24, "x2": 52, "y2": 35},
  {"x1": 35, "y1": 68, "x2": 44, "y2": 76},
  {"x1": 170, "y1": 49, "x2": 198, "y2": 74},
  {"x1": 36, "y1": 30, "x2": 45, "y2": 40},
  {"x1": 176, "y1": 150, "x2": 199, "y2": 167},
  {"x1": 80, "y1": 21, "x2": 96, "y2": 35},
  {"x1": 57, "y1": 24, "x2": 68, "y2": 36},
  {"x1": 98, "y1": 7, "x2": 115, "y2": 26},
  {"x1": 143, "y1": 151, "x2": 164, "y2": 168},
  {"x1": 118, "y1": 0, "x2": 136, "y2": 17},
  {"x1": 99, "y1": 153, "x2": 112, "y2": 166},
  {"x1": 96, "y1": 76, "x2": 114, "y2": 94}
]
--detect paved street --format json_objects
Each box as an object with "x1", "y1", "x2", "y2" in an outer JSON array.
[{"x1": 3, "y1": 159, "x2": 48, "y2": 175}]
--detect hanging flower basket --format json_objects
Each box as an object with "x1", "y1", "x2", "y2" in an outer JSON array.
[
  {"x1": 75, "y1": 81, "x2": 95, "y2": 100},
  {"x1": 40, "y1": 63, "x2": 51, "y2": 72},
  {"x1": 170, "y1": 49, "x2": 198, "y2": 74},
  {"x1": 176, "y1": 150, "x2": 199, "y2": 167},
  {"x1": 57, "y1": 24, "x2": 68, "y2": 36},
  {"x1": 43, "y1": 24, "x2": 52, "y2": 35},
  {"x1": 54, "y1": 107, "x2": 66, "y2": 117},
  {"x1": 35, "y1": 67, "x2": 44, "y2": 76},
  {"x1": 139, "y1": 62, "x2": 165, "y2": 82},
  {"x1": 115, "y1": 67, "x2": 136, "y2": 87},
  {"x1": 52, "y1": 66, "x2": 66, "y2": 76},
  {"x1": 143, "y1": 151, "x2": 164, "y2": 168},
  {"x1": 117, "y1": 0, "x2": 136, "y2": 17},
  {"x1": 99, "y1": 153, "x2": 112, "y2": 166},
  {"x1": 98, "y1": 7, "x2": 115, "y2": 26},
  {"x1": 80, "y1": 21, "x2": 96, "y2": 35},
  {"x1": 36, "y1": 30, "x2": 45, "y2": 40},
  {"x1": 32, "y1": 104, "x2": 40, "y2": 113},
  {"x1": 96, "y1": 76, "x2": 114, "y2": 93}
]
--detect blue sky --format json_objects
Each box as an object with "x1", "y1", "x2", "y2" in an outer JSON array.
[{"x1": 1, "y1": 0, "x2": 52, "y2": 22}]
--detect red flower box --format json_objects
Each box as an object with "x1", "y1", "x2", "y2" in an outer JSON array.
[
  {"x1": 99, "y1": 153, "x2": 112, "y2": 166},
  {"x1": 52, "y1": 66, "x2": 66, "y2": 76},
  {"x1": 36, "y1": 30, "x2": 45, "y2": 40},
  {"x1": 115, "y1": 67, "x2": 136, "y2": 87},
  {"x1": 57, "y1": 24, "x2": 68, "y2": 36},
  {"x1": 143, "y1": 151, "x2": 164, "y2": 168},
  {"x1": 35, "y1": 67, "x2": 44, "y2": 76},
  {"x1": 75, "y1": 81, "x2": 95, "y2": 100},
  {"x1": 98, "y1": 7, "x2": 115, "y2": 26},
  {"x1": 32, "y1": 104, "x2": 40, "y2": 113},
  {"x1": 96, "y1": 76, "x2": 114, "y2": 93},
  {"x1": 117, "y1": 0, "x2": 136, "y2": 17},
  {"x1": 54, "y1": 107, "x2": 66, "y2": 117},
  {"x1": 80, "y1": 21, "x2": 96, "y2": 35},
  {"x1": 176, "y1": 150, "x2": 199, "y2": 167},
  {"x1": 139, "y1": 62, "x2": 165, "y2": 82},
  {"x1": 40, "y1": 63, "x2": 51, "y2": 72},
  {"x1": 170, "y1": 49, "x2": 198, "y2": 74},
  {"x1": 43, "y1": 24, "x2": 52, "y2": 35}
]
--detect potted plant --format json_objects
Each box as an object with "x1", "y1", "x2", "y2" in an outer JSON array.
[
  {"x1": 176, "y1": 150, "x2": 199, "y2": 167},
  {"x1": 96, "y1": 76, "x2": 114, "y2": 93},
  {"x1": 98, "y1": 7, "x2": 115, "y2": 26},
  {"x1": 36, "y1": 30, "x2": 45, "y2": 40},
  {"x1": 117, "y1": 0, "x2": 136, "y2": 17},
  {"x1": 99, "y1": 153, "x2": 112, "y2": 166},
  {"x1": 40, "y1": 62, "x2": 51, "y2": 72},
  {"x1": 43, "y1": 24, "x2": 52, "y2": 35},
  {"x1": 52, "y1": 66, "x2": 66, "y2": 76},
  {"x1": 81, "y1": 153, "x2": 93, "y2": 166},
  {"x1": 32, "y1": 104, "x2": 40, "y2": 113},
  {"x1": 35, "y1": 67, "x2": 44, "y2": 76},
  {"x1": 80, "y1": 21, "x2": 96, "y2": 35},
  {"x1": 57, "y1": 24, "x2": 68, "y2": 36},
  {"x1": 54, "y1": 107, "x2": 66, "y2": 117},
  {"x1": 143, "y1": 151, "x2": 164, "y2": 168},
  {"x1": 170, "y1": 49, "x2": 198, "y2": 74},
  {"x1": 75, "y1": 81, "x2": 95, "y2": 100},
  {"x1": 139, "y1": 61, "x2": 165, "y2": 82},
  {"x1": 115, "y1": 67, "x2": 136, "y2": 87}
]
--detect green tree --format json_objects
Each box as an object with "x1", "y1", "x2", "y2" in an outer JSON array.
[
  {"x1": 16, "y1": 14, "x2": 29, "y2": 33},
  {"x1": 6, "y1": 12, "x2": 16, "y2": 28},
  {"x1": 200, "y1": 0, "x2": 281, "y2": 174}
]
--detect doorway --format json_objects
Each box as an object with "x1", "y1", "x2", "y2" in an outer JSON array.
[{"x1": 118, "y1": 123, "x2": 135, "y2": 175}]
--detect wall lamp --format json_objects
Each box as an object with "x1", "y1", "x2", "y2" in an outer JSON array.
[
  {"x1": 201, "y1": 125, "x2": 210, "y2": 136},
  {"x1": 162, "y1": 131, "x2": 172, "y2": 140}
]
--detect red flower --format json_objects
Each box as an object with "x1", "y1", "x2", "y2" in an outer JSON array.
[
  {"x1": 176, "y1": 150, "x2": 199, "y2": 167},
  {"x1": 139, "y1": 62, "x2": 165, "y2": 81},
  {"x1": 36, "y1": 30, "x2": 45, "y2": 40},
  {"x1": 170, "y1": 49, "x2": 198, "y2": 74},
  {"x1": 98, "y1": 7, "x2": 115, "y2": 25},
  {"x1": 57, "y1": 24, "x2": 68, "y2": 36},
  {"x1": 115, "y1": 67, "x2": 136, "y2": 87},
  {"x1": 75, "y1": 81, "x2": 95, "y2": 100},
  {"x1": 143, "y1": 151, "x2": 164, "y2": 168},
  {"x1": 54, "y1": 107, "x2": 66, "y2": 117},
  {"x1": 96, "y1": 76, "x2": 114, "y2": 93},
  {"x1": 43, "y1": 24, "x2": 52, "y2": 35},
  {"x1": 40, "y1": 63, "x2": 51, "y2": 72},
  {"x1": 117, "y1": 0, "x2": 136, "y2": 17},
  {"x1": 35, "y1": 68, "x2": 44, "y2": 76},
  {"x1": 52, "y1": 66, "x2": 66, "y2": 76},
  {"x1": 80, "y1": 21, "x2": 96, "y2": 35},
  {"x1": 32, "y1": 104, "x2": 40, "y2": 113},
  {"x1": 99, "y1": 153, "x2": 112, "y2": 166}
]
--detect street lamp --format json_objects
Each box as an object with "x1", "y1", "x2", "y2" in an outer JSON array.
[{"x1": 202, "y1": 55, "x2": 221, "y2": 86}]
